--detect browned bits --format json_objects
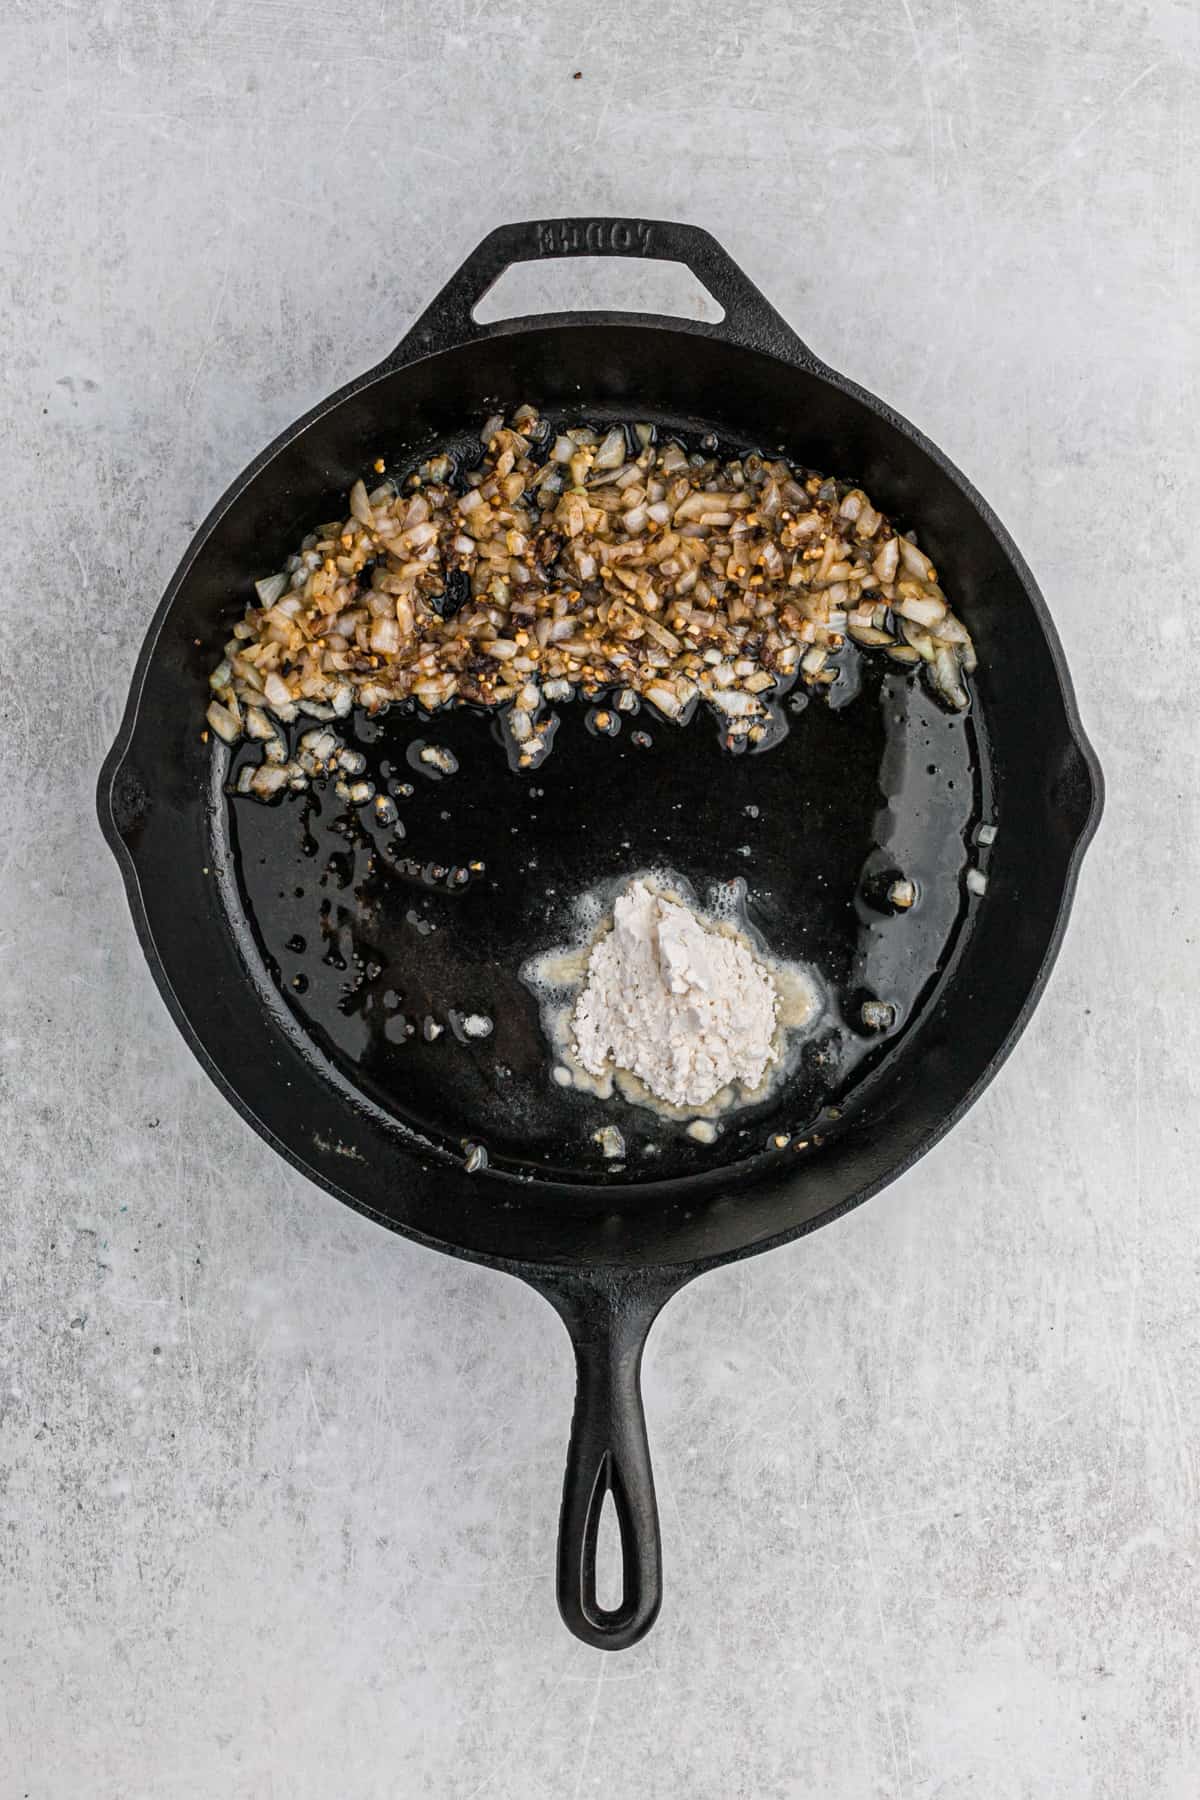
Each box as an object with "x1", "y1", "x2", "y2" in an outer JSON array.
[{"x1": 209, "y1": 408, "x2": 974, "y2": 771}]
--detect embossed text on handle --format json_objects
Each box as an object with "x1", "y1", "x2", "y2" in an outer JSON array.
[{"x1": 536, "y1": 220, "x2": 655, "y2": 256}]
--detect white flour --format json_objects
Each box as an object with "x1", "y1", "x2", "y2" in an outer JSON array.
[{"x1": 571, "y1": 880, "x2": 780, "y2": 1108}]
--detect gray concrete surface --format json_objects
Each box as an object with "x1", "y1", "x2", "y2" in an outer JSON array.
[{"x1": 2, "y1": 2, "x2": 1197, "y2": 1795}]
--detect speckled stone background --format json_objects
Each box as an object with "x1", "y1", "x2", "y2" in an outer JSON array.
[{"x1": 2, "y1": 2, "x2": 1197, "y2": 1795}]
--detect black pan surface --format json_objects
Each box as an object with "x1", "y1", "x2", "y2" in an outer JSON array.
[
  {"x1": 228, "y1": 432, "x2": 987, "y2": 1189},
  {"x1": 99, "y1": 219, "x2": 1101, "y2": 1648}
]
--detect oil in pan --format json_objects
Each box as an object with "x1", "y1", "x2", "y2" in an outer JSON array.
[{"x1": 228, "y1": 647, "x2": 988, "y2": 1184}]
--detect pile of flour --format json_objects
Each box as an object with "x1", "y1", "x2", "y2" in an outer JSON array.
[{"x1": 571, "y1": 880, "x2": 779, "y2": 1108}]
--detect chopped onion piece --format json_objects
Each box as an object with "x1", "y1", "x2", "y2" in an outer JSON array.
[
  {"x1": 592, "y1": 427, "x2": 627, "y2": 470},
  {"x1": 594, "y1": 1125, "x2": 625, "y2": 1159},
  {"x1": 895, "y1": 594, "x2": 946, "y2": 629},
  {"x1": 206, "y1": 700, "x2": 240, "y2": 743},
  {"x1": 250, "y1": 763, "x2": 290, "y2": 798},
  {"x1": 254, "y1": 572, "x2": 289, "y2": 607},
  {"x1": 245, "y1": 708, "x2": 277, "y2": 742}
]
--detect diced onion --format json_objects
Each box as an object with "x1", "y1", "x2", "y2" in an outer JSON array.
[{"x1": 212, "y1": 405, "x2": 975, "y2": 796}]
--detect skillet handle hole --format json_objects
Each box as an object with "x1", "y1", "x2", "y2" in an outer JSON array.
[
  {"x1": 592, "y1": 1475, "x2": 626, "y2": 1615},
  {"x1": 472, "y1": 256, "x2": 725, "y2": 327}
]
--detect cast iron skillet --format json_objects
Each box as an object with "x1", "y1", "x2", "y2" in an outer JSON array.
[{"x1": 98, "y1": 218, "x2": 1102, "y2": 1649}]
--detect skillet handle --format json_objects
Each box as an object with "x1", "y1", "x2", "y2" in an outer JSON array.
[
  {"x1": 533, "y1": 1268, "x2": 684, "y2": 1651},
  {"x1": 388, "y1": 217, "x2": 817, "y2": 367}
]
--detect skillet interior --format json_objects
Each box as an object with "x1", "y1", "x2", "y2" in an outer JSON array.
[
  {"x1": 102, "y1": 321, "x2": 1099, "y2": 1271},
  {"x1": 227, "y1": 637, "x2": 983, "y2": 1187}
]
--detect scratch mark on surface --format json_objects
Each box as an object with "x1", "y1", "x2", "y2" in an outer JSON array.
[
  {"x1": 571, "y1": 1658, "x2": 606, "y2": 1800},
  {"x1": 1020, "y1": 62, "x2": 1162, "y2": 201},
  {"x1": 846, "y1": 1471, "x2": 907, "y2": 1797},
  {"x1": 304, "y1": 1365, "x2": 330, "y2": 1450},
  {"x1": 1074, "y1": 1022, "x2": 1142, "y2": 1679},
  {"x1": 897, "y1": 0, "x2": 938, "y2": 187},
  {"x1": 183, "y1": 257, "x2": 232, "y2": 410},
  {"x1": 173, "y1": 1111, "x2": 199, "y2": 1401}
]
